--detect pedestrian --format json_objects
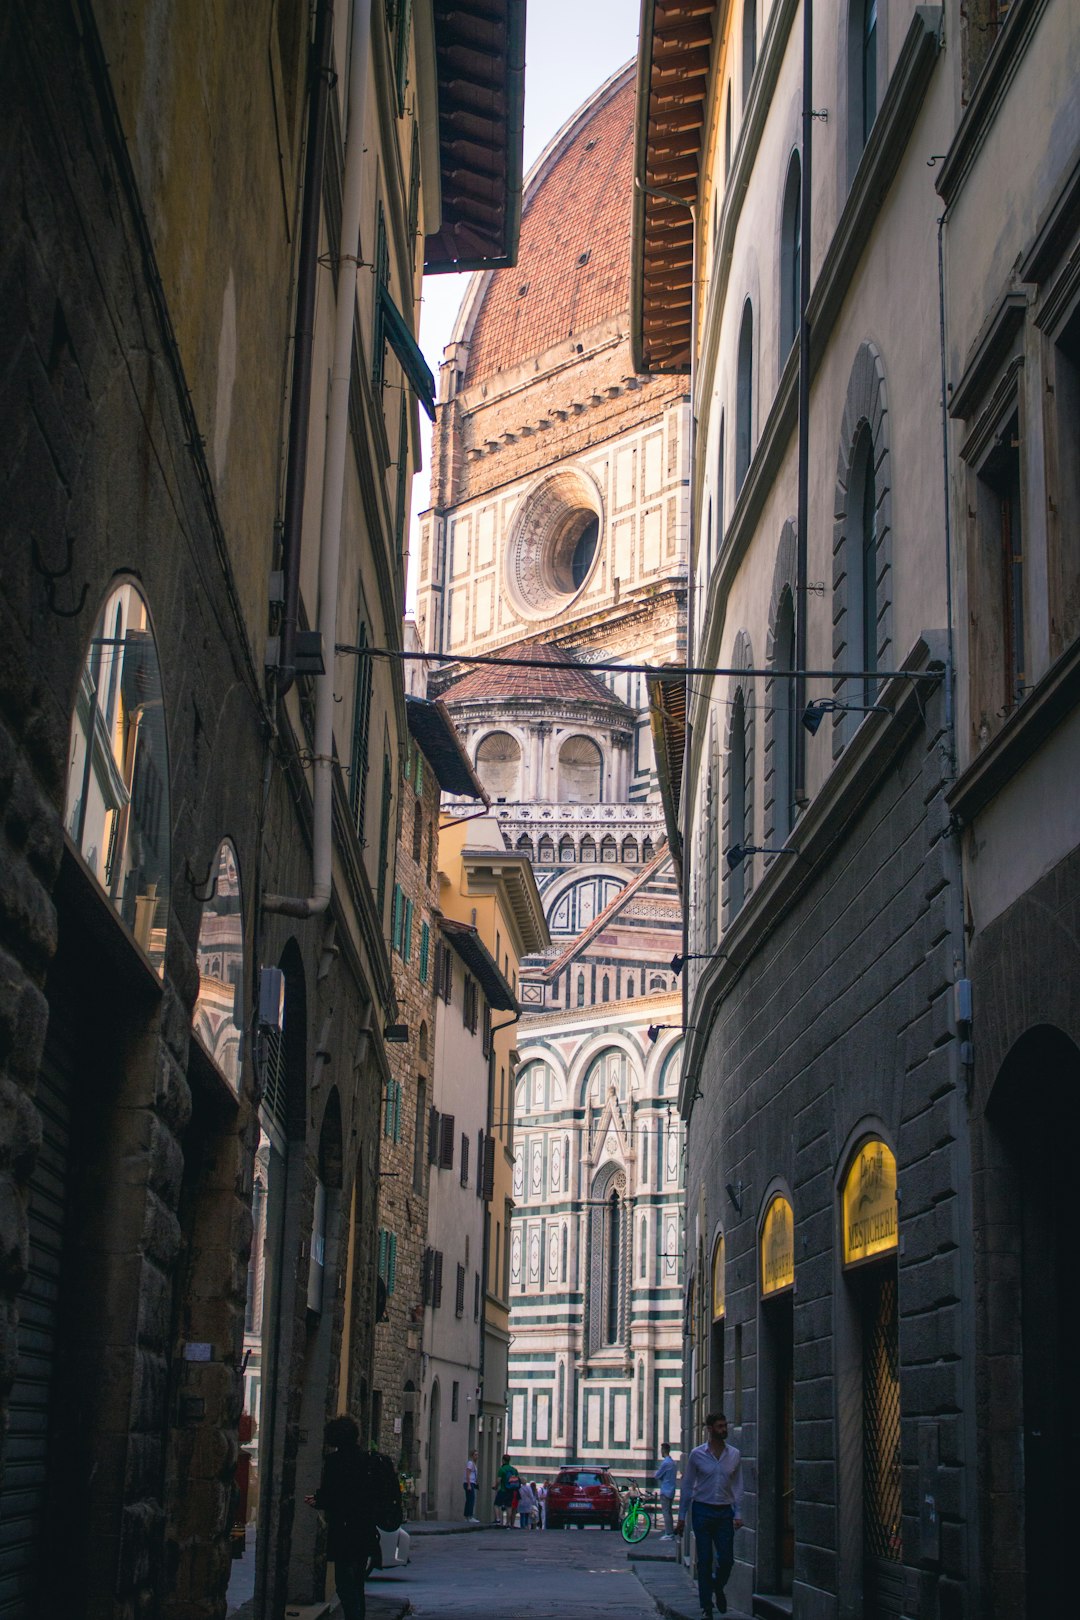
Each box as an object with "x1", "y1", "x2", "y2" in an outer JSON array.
[
  {"x1": 305, "y1": 1414, "x2": 377, "y2": 1620},
  {"x1": 676, "y1": 1411, "x2": 743, "y2": 1619},
  {"x1": 493, "y1": 1453, "x2": 520, "y2": 1527},
  {"x1": 655, "y1": 1441, "x2": 677, "y2": 1539},
  {"x1": 535, "y1": 1479, "x2": 547, "y2": 1529},
  {"x1": 463, "y1": 1449, "x2": 479, "y2": 1522},
  {"x1": 516, "y1": 1480, "x2": 537, "y2": 1529}
]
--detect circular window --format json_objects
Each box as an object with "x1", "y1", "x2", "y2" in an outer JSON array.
[{"x1": 505, "y1": 468, "x2": 603, "y2": 616}]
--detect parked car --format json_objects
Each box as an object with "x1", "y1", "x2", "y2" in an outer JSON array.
[
  {"x1": 366, "y1": 1523, "x2": 411, "y2": 1576},
  {"x1": 546, "y1": 1467, "x2": 623, "y2": 1530}
]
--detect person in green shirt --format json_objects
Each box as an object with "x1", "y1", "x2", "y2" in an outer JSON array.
[{"x1": 493, "y1": 1454, "x2": 521, "y2": 1527}]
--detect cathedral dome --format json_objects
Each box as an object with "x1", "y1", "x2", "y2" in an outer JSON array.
[{"x1": 462, "y1": 65, "x2": 636, "y2": 387}]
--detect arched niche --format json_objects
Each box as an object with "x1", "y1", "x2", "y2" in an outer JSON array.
[
  {"x1": 64, "y1": 578, "x2": 170, "y2": 973},
  {"x1": 558, "y1": 734, "x2": 603, "y2": 803},
  {"x1": 475, "y1": 731, "x2": 521, "y2": 801},
  {"x1": 760, "y1": 1192, "x2": 795, "y2": 1296},
  {"x1": 193, "y1": 839, "x2": 244, "y2": 1092}
]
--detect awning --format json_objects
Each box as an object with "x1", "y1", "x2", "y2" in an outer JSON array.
[
  {"x1": 425, "y1": 0, "x2": 526, "y2": 272},
  {"x1": 438, "y1": 917, "x2": 518, "y2": 1012},
  {"x1": 405, "y1": 695, "x2": 488, "y2": 799},
  {"x1": 648, "y1": 667, "x2": 687, "y2": 879},
  {"x1": 380, "y1": 285, "x2": 437, "y2": 420}
]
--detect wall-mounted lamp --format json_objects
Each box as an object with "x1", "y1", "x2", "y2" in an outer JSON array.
[
  {"x1": 383, "y1": 1023, "x2": 409, "y2": 1044},
  {"x1": 802, "y1": 697, "x2": 892, "y2": 735},
  {"x1": 726, "y1": 1180, "x2": 745, "y2": 1215},
  {"x1": 670, "y1": 952, "x2": 728, "y2": 976},
  {"x1": 726, "y1": 843, "x2": 799, "y2": 870},
  {"x1": 647, "y1": 1022, "x2": 694, "y2": 1044}
]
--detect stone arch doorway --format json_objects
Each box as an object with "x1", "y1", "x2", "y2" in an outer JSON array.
[{"x1": 985, "y1": 1024, "x2": 1080, "y2": 1613}]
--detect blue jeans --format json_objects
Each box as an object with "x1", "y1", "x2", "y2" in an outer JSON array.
[
  {"x1": 691, "y1": 1502, "x2": 735, "y2": 1612},
  {"x1": 334, "y1": 1558, "x2": 365, "y2": 1620},
  {"x1": 464, "y1": 1484, "x2": 476, "y2": 1518}
]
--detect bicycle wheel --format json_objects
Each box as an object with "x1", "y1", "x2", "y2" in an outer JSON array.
[{"x1": 621, "y1": 1507, "x2": 651, "y2": 1544}]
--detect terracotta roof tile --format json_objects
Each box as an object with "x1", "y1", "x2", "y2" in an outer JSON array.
[
  {"x1": 441, "y1": 641, "x2": 631, "y2": 709},
  {"x1": 464, "y1": 69, "x2": 636, "y2": 385}
]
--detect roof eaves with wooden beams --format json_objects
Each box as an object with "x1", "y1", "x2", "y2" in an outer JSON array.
[{"x1": 631, "y1": 0, "x2": 718, "y2": 374}]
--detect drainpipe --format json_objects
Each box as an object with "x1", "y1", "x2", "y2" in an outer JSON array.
[
  {"x1": 278, "y1": 0, "x2": 334, "y2": 697},
  {"x1": 266, "y1": 0, "x2": 373, "y2": 919}
]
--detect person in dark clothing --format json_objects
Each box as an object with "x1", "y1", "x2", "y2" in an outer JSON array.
[{"x1": 308, "y1": 1414, "x2": 378, "y2": 1620}]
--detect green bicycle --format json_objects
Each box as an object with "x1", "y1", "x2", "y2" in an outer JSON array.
[{"x1": 620, "y1": 1481, "x2": 652, "y2": 1544}]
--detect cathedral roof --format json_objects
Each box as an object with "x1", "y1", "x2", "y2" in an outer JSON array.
[
  {"x1": 462, "y1": 65, "x2": 636, "y2": 385},
  {"x1": 440, "y1": 641, "x2": 631, "y2": 711}
]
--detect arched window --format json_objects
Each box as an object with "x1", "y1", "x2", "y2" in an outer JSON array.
[
  {"x1": 601, "y1": 835, "x2": 617, "y2": 863},
  {"x1": 515, "y1": 833, "x2": 534, "y2": 859},
  {"x1": 780, "y1": 151, "x2": 802, "y2": 359},
  {"x1": 742, "y1": 0, "x2": 757, "y2": 106},
  {"x1": 717, "y1": 413, "x2": 726, "y2": 544},
  {"x1": 728, "y1": 690, "x2": 749, "y2": 914},
  {"x1": 642, "y1": 836, "x2": 654, "y2": 862},
  {"x1": 559, "y1": 835, "x2": 576, "y2": 864},
  {"x1": 412, "y1": 798, "x2": 423, "y2": 862},
  {"x1": 538, "y1": 834, "x2": 555, "y2": 864},
  {"x1": 577, "y1": 973, "x2": 586, "y2": 1008},
  {"x1": 64, "y1": 579, "x2": 170, "y2": 974},
  {"x1": 621, "y1": 836, "x2": 639, "y2": 863},
  {"x1": 558, "y1": 735, "x2": 603, "y2": 803},
  {"x1": 626, "y1": 976, "x2": 635, "y2": 1000},
  {"x1": 773, "y1": 587, "x2": 798, "y2": 843},
  {"x1": 580, "y1": 834, "x2": 597, "y2": 863},
  {"x1": 724, "y1": 81, "x2": 732, "y2": 177},
  {"x1": 475, "y1": 731, "x2": 521, "y2": 801},
  {"x1": 193, "y1": 840, "x2": 244, "y2": 1092},
  {"x1": 735, "y1": 300, "x2": 754, "y2": 495},
  {"x1": 849, "y1": 424, "x2": 879, "y2": 705},
  {"x1": 705, "y1": 740, "x2": 719, "y2": 948},
  {"x1": 588, "y1": 1163, "x2": 629, "y2": 1353},
  {"x1": 602, "y1": 975, "x2": 610, "y2": 1003},
  {"x1": 606, "y1": 1191, "x2": 623, "y2": 1341}
]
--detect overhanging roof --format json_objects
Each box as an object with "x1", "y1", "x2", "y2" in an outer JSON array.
[
  {"x1": 631, "y1": 0, "x2": 717, "y2": 373},
  {"x1": 425, "y1": 1, "x2": 526, "y2": 273},
  {"x1": 406, "y1": 695, "x2": 488, "y2": 798},
  {"x1": 438, "y1": 916, "x2": 518, "y2": 1010},
  {"x1": 647, "y1": 667, "x2": 687, "y2": 875}
]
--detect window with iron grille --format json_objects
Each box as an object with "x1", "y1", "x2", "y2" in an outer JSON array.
[
  {"x1": 460, "y1": 1133, "x2": 470, "y2": 1187},
  {"x1": 439, "y1": 1112, "x2": 455, "y2": 1170},
  {"x1": 455, "y1": 1263, "x2": 466, "y2": 1318},
  {"x1": 862, "y1": 1265, "x2": 901, "y2": 1566}
]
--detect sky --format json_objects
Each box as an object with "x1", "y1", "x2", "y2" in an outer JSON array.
[{"x1": 406, "y1": 0, "x2": 640, "y2": 605}]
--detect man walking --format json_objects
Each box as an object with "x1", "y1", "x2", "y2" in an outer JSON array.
[
  {"x1": 463, "y1": 1449, "x2": 479, "y2": 1522},
  {"x1": 655, "y1": 1441, "x2": 677, "y2": 1539},
  {"x1": 676, "y1": 1412, "x2": 743, "y2": 1618}
]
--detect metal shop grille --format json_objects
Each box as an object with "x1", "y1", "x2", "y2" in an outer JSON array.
[{"x1": 863, "y1": 1268, "x2": 902, "y2": 1564}]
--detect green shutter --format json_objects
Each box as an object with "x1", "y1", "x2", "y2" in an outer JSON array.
[
  {"x1": 394, "y1": 1081, "x2": 403, "y2": 1144},
  {"x1": 403, "y1": 899, "x2": 413, "y2": 962},
  {"x1": 387, "y1": 1231, "x2": 398, "y2": 1294},
  {"x1": 415, "y1": 752, "x2": 423, "y2": 794},
  {"x1": 378, "y1": 1228, "x2": 388, "y2": 1279},
  {"x1": 384, "y1": 1079, "x2": 393, "y2": 1138},
  {"x1": 376, "y1": 756, "x2": 392, "y2": 915},
  {"x1": 372, "y1": 205, "x2": 389, "y2": 388},
  {"x1": 394, "y1": 0, "x2": 412, "y2": 114},
  {"x1": 349, "y1": 622, "x2": 373, "y2": 836},
  {"x1": 394, "y1": 392, "x2": 409, "y2": 562},
  {"x1": 392, "y1": 884, "x2": 403, "y2": 951},
  {"x1": 419, "y1": 921, "x2": 429, "y2": 983}
]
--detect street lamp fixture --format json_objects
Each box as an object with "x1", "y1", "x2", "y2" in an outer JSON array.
[
  {"x1": 801, "y1": 697, "x2": 892, "y2": 735},
  {"x1": 726, "y1": 843, "x2": 800, "y2": 870},
  {"x1": 647, "y1": 1022, "x2": 694, "y2": 1044},
  {"x1": 670, "y1": 952, "x2": 728, "y2": 976}
]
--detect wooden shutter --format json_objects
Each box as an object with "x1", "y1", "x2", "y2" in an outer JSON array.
[
  {"x1": 421, "y1": 1246, "x2": 433, "y2": 1304},
  {"x1": 428, "y1": 1105, "x2": 439, "y2": 1164},
  {"x1": 376, "y1": 754, "x2": 392, "y2": 915},
  {"x1": 432, "y1": 1249, "x2": 443, "y2": 1307},
  {"x1": 455, "y1": 1262, "x2": 466, "y2": 1317},
  {"x1": 439, "y1": 1112, "x2": 455, "y2": 1169},
  {"x1": 481, "y1": 1134, "x2": 496, "y2": 1200},
  {"x1": 474, "y1": 1271, "x2": 481, "y2": 1320},
  {"x1": 460, "y1": 1133, "x2": 469, "y2": 1186},
  {"x1": 403, "y1": 899, "x2": 413, "y2": 962},
  {"x1": 419, "y1": 922, "x2": 429, "y2": 983}
]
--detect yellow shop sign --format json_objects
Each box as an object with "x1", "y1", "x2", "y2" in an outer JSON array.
[
  {"x1": 842, "y1": 1139, "x2": 898, "y2": 1266},
  {"x1": 760, "y1": 1195, "x2": 794, "y2": 1296}
]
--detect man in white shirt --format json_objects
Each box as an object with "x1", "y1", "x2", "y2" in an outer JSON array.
[
  {"x1": 655, "y1": 1442, "x2": 678, "y2": 1539},
  {"x1": 462, "y1": 1450, "x2": 479, "y2": 1522},
  {"x1": 676, "y1": 1411, "x2": 743, "y2": 1617}
]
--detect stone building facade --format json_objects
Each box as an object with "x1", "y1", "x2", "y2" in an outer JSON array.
[
  {"x1": 422, "y1": 64, "x2": 689, "y2": 1491},
  {"x1": 0, "y1": 3, "x2": 524, "y2": 1617},
  {"x1": 636, "y1": 3, "x2": 975, "y2": 1617},
  {"x1": 935, "y1": 3, "x2": 1080, "y2": 1613}
]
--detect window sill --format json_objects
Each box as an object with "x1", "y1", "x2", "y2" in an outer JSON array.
[
  {"x1": 947, "y1": 636, "x2": 1080, "y2": 827},
  {"x1": 935, "y1": 0, "x2": 1051, "y2": 207}
]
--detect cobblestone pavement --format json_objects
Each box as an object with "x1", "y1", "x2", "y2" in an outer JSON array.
[{"x1": 377, "y1": 1524, "x2": 657, "y2": 1619}]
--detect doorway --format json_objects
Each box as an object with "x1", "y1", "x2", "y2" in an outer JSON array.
[
  {"x1": 759, "y1": 1292, "x2": 794, "y2": 1594},
  {"x1": 986, "y1": 1025, "x2": 1080, "y2": 1612}
]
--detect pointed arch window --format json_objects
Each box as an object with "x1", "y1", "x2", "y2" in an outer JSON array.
[
  {"x1": 848, "y1": 424, "x2": 879, "y2": 705},
  {"x1": 735, "y1": 301, "x2": 754, "y2": 495}
]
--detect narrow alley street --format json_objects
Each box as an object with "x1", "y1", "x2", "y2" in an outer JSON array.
[{"x1": 372, "y1": 1528, "x2": 661, "y2": 1620}]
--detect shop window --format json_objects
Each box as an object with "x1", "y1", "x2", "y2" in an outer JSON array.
[
  {"x1": 193, "y1": 840, "x2": 245, "y2": 1092},
  {"x1": 64, "y1": 580, "x2": 170, "y2": 973}
]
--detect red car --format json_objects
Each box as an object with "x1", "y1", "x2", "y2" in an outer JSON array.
[{"x1": 546, "y1": 1466, "x2": 623, "y2": 1530}]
